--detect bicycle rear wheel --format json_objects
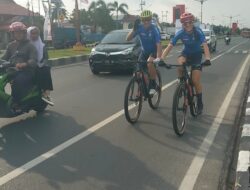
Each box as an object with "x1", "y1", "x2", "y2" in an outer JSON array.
[
  {"x1": 124, "y1": 77, "x2": 143, "y2": 124},
  {"x1": 172, "y1": 82, "x2": 187, "y2": 136},
  {"x1": 148, "y1": 70, "x2": 162, "y2": 109}
]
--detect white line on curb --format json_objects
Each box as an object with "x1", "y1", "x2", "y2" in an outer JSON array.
[
  {"x1": 241, "y1": 124, "x2": 250, "y2": 137},
  {"x1": 246, "y1": 108, "x2": 250, "y2": 116},
  {"x1": 236, "y1": 151, "x2": 250, "y2": 172}
]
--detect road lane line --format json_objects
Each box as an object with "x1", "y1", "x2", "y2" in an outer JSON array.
[
  {"x1": 236, "y1": 151, "x2": 250, "y2": 172},
  {"x1": 179, "y1": 53, "x2": 250, "y2": 190},
  {"x1": 247, "y1": 96, "x2": 250, "y2": 103},
  {"x1": 0, "y1": 109, "x2": 125, "y2": 186},
  {"x1": 0, "y1": 41, "x2": 247, "y2": 186}
]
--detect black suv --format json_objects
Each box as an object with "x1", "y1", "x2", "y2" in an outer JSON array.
[{"x1": 89, "y1": 29, "x2": 141, "y2": 74}]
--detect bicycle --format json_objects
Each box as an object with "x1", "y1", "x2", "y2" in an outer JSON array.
[
  {"x1": 124, "y1": 61, "x2": 162, "y2": 124},
  {"x1": 158, "y1": 60, "x2": 210, "y2": 136}
]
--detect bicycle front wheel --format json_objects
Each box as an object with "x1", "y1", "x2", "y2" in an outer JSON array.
[
  {"x1": 148, "y1": 70, "x2": 162, "y2": 109},
  {"x1": 124, "y1": 77, "x2": 143, "y2": 124},
  {"x1": 172, "y1": 82, "x2": 187, "y2": 136}
]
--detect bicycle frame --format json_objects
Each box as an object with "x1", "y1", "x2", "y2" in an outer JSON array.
[{"x1": 181, "y1": 65, "x2": 196, "y2": 104}]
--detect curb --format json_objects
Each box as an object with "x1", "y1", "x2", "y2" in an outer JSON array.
[
  {"x1": 235, "y1": 88, "x2": 250, "y2": 189},
  {"x1": 234, "y1": 61, "x2": 250, "y2": 190},
  {"x1": 47, "y1": 54, "x2": 89, "y2": 67}
]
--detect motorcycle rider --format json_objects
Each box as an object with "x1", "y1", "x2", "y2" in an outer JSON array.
[
  {"x1": 1, "y1": 22, "x2": 37, "y2": 109},
  {"x1": 225, "y1": 31, "x2": 231, "y2": 43}
]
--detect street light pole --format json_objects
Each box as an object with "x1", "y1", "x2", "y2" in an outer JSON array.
[{"x1": 194, "y1": 0, "x2": 207, "y2": 24}]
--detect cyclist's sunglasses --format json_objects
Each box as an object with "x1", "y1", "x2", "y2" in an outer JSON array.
[
  {"x1": 141, "y1": 18, "x2": 151, "y2": 22},
  {"x1": 183, "y1": 21, "x2": 193, "y2": 26}
]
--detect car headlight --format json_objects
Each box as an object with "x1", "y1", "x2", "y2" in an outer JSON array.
[
  {"x1": 90, "y1": 48, "x2": 96, "y2": 56},
  {"x1": 122, "y1": 47, "x2": 133, "y2": 55}
]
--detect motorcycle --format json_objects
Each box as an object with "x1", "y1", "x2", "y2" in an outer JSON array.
[
  {"x1": 225, "y1": 36, "x2": 230, "y2": 45},
  {"x1": 0, "y1": 59, "x2": 47, "y2": 118}
]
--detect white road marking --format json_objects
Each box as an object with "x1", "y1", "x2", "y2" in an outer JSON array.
[
  {"x1": 241, "y1": 124, "x2": 250, "y2": 137},
  {"x1": 179, "y1": 53, "x2": 250, "y2": 189},
  {"x1": 0, "y1": 41, "x2": 247, "y2": 187},
  {"x1": 236, "y1": 151, "x2": 250, "y2": 172},
  {"x1": 247, "y1": 96, "x2": 250, "y2": 103},
  {"x1": 246, "y1": 108, "x2": 250, "y2": 116},
  {"x1": 243, "y1": 50, "x2": 248, "y2": 54},
  {"x1": 235, "y1": 50, "x2": 239, "y2": 54}
]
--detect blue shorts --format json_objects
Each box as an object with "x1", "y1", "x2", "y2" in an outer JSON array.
[
  {"x1": 180, "y1": 51, "x2": 202, "y2": 70},
  {"x1": 137, "y1": 51, "x2": 157, "y2": 72}
]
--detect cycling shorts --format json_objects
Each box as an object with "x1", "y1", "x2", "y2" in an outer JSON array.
[
  {"x1": 137, "y1": 51, "x2": 157, "y2": 72},
  {"x1": 179, "y1": 51, "x2": 202, "y2": 71}
]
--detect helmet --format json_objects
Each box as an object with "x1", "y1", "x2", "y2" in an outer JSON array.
[
  {"x1": 140, "y1": 10, "x2": 152, "y2": 20},
  {"x1": 9, "y1": 22, "x2": 27, "y2": 32},
  {"x1": 180, "y1": 13, "x2": 194, "y2": 23}
]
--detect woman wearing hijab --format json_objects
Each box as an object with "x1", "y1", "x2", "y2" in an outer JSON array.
[{"x1": 27, "y1": 26, "x2": 54, "y2": 106}]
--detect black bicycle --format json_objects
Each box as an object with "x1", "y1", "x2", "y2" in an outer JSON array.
[
  {"x1": 124, "y1": 61, "x2": 162, "y2": 124},
  {"x1": 159, "y1": 60, "x2": 210, "y2": 136}
]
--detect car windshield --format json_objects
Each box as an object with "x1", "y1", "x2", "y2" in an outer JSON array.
[
  {"x1": 101, "y1": 31, "x2": 136, "y2": 44},
  {"x1": 203, "y1": 31, "x2": 211, "y2": 36}
]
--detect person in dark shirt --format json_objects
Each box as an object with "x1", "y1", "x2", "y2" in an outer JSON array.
[{"x1": 1, "y1": 22, "x2": 38, "y2": 105}]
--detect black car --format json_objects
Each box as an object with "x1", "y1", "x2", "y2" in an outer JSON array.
[{"x1": 89, "y1": 29, "x2": 141, "y2": 74}]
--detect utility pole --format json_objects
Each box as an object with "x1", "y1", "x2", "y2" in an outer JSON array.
[
  {"x1": 140, "y1": 0, "x2": 145, "y2": 11},
  {"x1": 194, "y1": 0, "x2": 207, "y2": 23}
]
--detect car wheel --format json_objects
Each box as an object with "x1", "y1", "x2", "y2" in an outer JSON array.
[{"x1": 89, "y1": 63, "x2": 99, "y2": 75}]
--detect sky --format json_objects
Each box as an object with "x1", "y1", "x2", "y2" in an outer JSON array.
[{"x1": 15, "y1": 0, "x2": 250, "y2": 28}]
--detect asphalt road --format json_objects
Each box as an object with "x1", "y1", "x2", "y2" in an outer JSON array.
[{"x1": 0, "y1": 37, "x2": 249, "y2": 190}]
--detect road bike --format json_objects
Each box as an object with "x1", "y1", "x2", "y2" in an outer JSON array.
[
  {"x1": 124, "y1": 61, "x2": 162, "y2": 124},
  {"x1": 159, "y1": 60, "x2": 210, "y2": 136}
]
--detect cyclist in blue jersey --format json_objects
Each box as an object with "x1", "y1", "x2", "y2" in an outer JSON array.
[
  {"x1": 126, "y1": 10, "x2": 162, "y2": 95},
  {"x1": 161, "y1": 12, "x2": 211, "y2": 114}
]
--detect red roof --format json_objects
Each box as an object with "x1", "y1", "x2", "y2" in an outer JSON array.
[{"x1": 0, "y1": 0, "x2": 33, "y2": 16}]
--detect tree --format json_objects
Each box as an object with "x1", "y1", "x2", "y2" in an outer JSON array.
[
  {"x1": 88, "y1": 0, "x2": 114, "y2": 33},
  {"x1": 108, "y1": 1, "x2": 128, "y2": 29},
  {"x1": 51, "y1": 0, "x2": 67, "y2": 25}
]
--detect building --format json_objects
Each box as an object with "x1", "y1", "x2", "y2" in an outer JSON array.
[
  {"x1": 173, "y1": 4, "x2": 185, "y2": 24},
  {"x1": 0, "y1": 0, "x2": 37, "y2": 48}
]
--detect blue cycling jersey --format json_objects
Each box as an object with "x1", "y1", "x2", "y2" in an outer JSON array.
[
  {"x1": 133, "y1": 24, "x2": 161, "y2": 54},
  {"x1": 171, "y1": 27, "x2": 206, "y2": 54}
]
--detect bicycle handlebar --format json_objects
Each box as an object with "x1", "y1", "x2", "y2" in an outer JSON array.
[{"x1": 155, "y1": 59, "x2": 211, "y2": 69}]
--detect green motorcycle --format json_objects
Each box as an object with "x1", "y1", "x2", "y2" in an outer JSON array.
[{"x1": 0, "y1": 59, "x2": 47, "y2": 117}]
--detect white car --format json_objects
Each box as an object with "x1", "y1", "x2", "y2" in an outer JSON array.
[
  {"x1": 202, "y1": 29, "x2": 217, "y2": 52},
  {"x1": 160, "y1": 32, "x2": 170, "y2": 40}
]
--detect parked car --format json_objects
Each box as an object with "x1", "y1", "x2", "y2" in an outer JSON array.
[
  {"x1": 202, "y1": 29, "x2": 217, "y2": 52},
  {"x1": 89, "y1": 29, "x2": 141, "y2": 74},
  {"x1": 160, "y1": 32, "x2": 171, "y2": 40}
]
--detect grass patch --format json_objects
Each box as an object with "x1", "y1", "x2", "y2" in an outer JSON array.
[
  {"x1": 161, "y1": 39, "x2": 170, "y2": 48},
  {"x1": 48, "y1": 47, "x2": 92, "y2": 59}
]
